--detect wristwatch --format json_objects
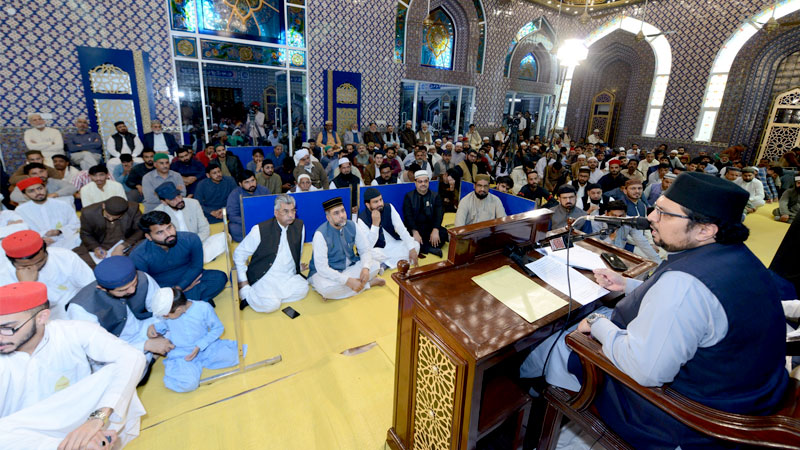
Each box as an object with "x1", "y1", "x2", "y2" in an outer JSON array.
[
  {"x1": 586, "y1": 313, "x2": 607, "y2": 325},
  {"x1": 88, "y1": 409, "x2": 109, "y2": 427}
]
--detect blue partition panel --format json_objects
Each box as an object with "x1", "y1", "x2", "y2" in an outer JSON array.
[
  {"x1": 228, "y1": 146, "x2": 275, "y2": 169},
  {"x1": 241, "y1": 188, "x2": 351, "y2": 242},
  {"x1": 458, "y1": 181, "x2": 536, "y2": 216},
  {"x1": 357, "y1": 181, "x2": 438, "y2": 222}
]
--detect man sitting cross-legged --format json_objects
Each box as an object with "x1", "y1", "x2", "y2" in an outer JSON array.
[
  {"x1": 357, "y1": 187, "x2": 420, "y2": 270},
  {"x1": 0, "y1": 282, "x2": 146, "y2": 449},
  {"x1": 308, "y1": 197, "x2": 385, "y2": 300},
  {"x1": 402, "y1": 170, "x2": 448, "y2": 257},
  {"x1": 233, "y1": 194, "x2": 309, "y2": 312},
  {"x1": 14, "y1": 177, "x2": 80, "y2": 250}
]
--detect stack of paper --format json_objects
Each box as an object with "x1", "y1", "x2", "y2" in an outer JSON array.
[
  {"x1": 525, "y1": 255, "x2": 609, "y2": 305},
  {"x1": 472, "y1": 265, "x2": 568, "y2": 323},
  {"x1": 538, "y1": 245, "x2": 607, "y2": 271}
]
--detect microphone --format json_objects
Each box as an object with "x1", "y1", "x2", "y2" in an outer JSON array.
[{"x1": 586, "y1": 215, "x2": 651, "y2": 230}]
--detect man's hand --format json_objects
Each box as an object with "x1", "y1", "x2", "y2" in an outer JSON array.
[
  {"x1": 147, "y1": 324, "x2": 160, "y2": 339},
  {"x1": 766, "y1": 198, "x2": 773, "y2": 204},
  {"x1": 430, "y1": 228, "x2": 441, "y2": 247},
  {"x1": 7, "y1": 219, "x2": 23, "y2": 225},
  {"x1": 211, "y1": 209, "x2": 224, "y2": 219},
  {"x1": 586, "y1": 204, "x2": 599, "y2": 215},
  {"x1": 45, "y1": 229, "x2": 62, "y2": 237},
  {"x1": 185, "y1": 346, "x2": 200, "y2": 361},
  {"x1": 412, "y1": 230, "x2": 423, "y2": 244},
  {"x1": 93, "y1": 248, "x2": 107, "y2": 259},
  {"x1": 57, "y1": 417, "x2": 105, "y2": 450},
  {"x1": 345, "y1": 277, "x2": 364, "y2": 293},
  {"x1": 15, "y1": 265, "x2": 39, "y2": 282},
  {"x1": 371, "y1": 208, "x2": 382, "y2": 227},
  {"x1": 185, "y1": 273, "x2": 203, "y2": 291},
  {"x1": 110, "y1": 245, "x2": 126, "y2": 256},
  {"x1": 408, "y1": 249, "x2": 419, "y2": 267},
  {"x1": 577, "y1": 318, "x2": 592, "y2": 334},
  {"x1": 300, "y1": 262, "x2": 309, "y2": 272},
  {"x1": 136, "y1": 185, "x2": 143, "y2": 195},
  {"x1": 359, "y1": 267, "x2": 370, "y2": 284},
  {"x1": 593, "y1": 268, "x2": 626, "y2": 291},
  {"x1": 779, "y1": 214, "x2": 790, "y2": 222},
  {"x1": 144, "y1": 337, "x2": 174, "y2": 355},
  {"x1": 48, "y1": 193, "x2": 59, "y2": 198},
  {"x1": 43, "y1": 237, "x2": 56, "y2": 245}
]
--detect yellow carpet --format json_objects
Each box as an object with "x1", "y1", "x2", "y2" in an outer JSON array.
[{"x1": 128, "y1": 208, "x2": 788, "y2": 450}]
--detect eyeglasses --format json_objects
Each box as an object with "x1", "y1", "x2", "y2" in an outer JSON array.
[
  {"x1": 0, "y1": 312, "x2": 39, "y2": 336},
  {"x1": 653, "y1": 204, "x2": 691, "y2": 222}
]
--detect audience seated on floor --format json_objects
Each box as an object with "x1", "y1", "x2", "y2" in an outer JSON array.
[
  {"x1": 170, "y1": 147, "x2": 206, "y2": 196},
  {"x1": 106, "y1": 121, "x2": 144, "y2": 172},
  {"x1": 24, "y1": 113, "x2": 64, "y2": 166},
  {"x1": 357, "y1": 187, "x2": 419, "y2": 269},
  {"x1": 193, "y1": 164, "x2": 238, "y2": 224},
  {"x1": 142, "y1": 153, "x2": 186, "y2": 212},
  {"x1": 80, "y1": 164, "x2": 126, "y2": 208},
  {"x1": 402, "y1": 171, "x2": 448, "y2": 257},
  {"x1": 14, "y1": 177, "x2": 80, "y2": 250},
  {"x1": 74, "y1": 196, "x2": 143, "y2": 268},
  {"x1": 66, "y1": 116, "x2": 104, "y2": 170},
  {"x1": 10, "y1": 162, "x2": 76, "y2": 206},
  {"x1": 226, "y1": 170, "x2": 270, "y2": 242}
]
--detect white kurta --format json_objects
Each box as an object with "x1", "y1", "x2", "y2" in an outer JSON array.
[
  {"x1": 79, "y1": 180, "x2": 127, "y2": 208},
  {"x1": 15, "y1": 199, "x2": 81, "y2": 250},
  {"x1": 24, "y1": 127, "x2": 64, "y2": 165},
  {"x1": 66, "y1": 272, "x2": 161, "y2": 357},
  {"x1": 454, "y1": 192, "x2": 507, "y2": 227},
  {"x1": 233, "y1": 223, "x2": 309, "y2": 313},
  {"x1": 0, "y1": 210, "x2": 27, "y2": 239},
  {"x1": 588, "y1": 168, "x2": 605, "y2": 184},
  {"x1": 0, "y1": 320, "x2": 146, "y2": 449},
  {"x1": 105, "y1": 136, "x2": 144, "y2": 173},
  {"x1": 356, "y1": 205, "x2": 419, "y2": 269},
  {"x1": 734, "y1": 178, "x2": 766, "y2": 209},
  {"x1": 0, "y1": 247, "x2": 95, "y2": 321},
  {"x1": 309, "y1": 222, "x2": 379, "y2": 300}
]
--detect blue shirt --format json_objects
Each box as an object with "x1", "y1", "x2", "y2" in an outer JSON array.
[
  {"x1": 130, "y1": 231, "x2": 203, "y2": 291},
  {"x1": 170, "y1": 159, "x2": 207, "y2": 196},
  {"x1": 193, "y1": 176, "x2": 237, "y2": 221},
  {"x1": 225, "y1": 185, "x2": 270, "y2": 227},
  {"x1": 113, "y1": 164, "x2": 133, "y2": 192},
  {"x1": 154, "y1": 301, "x2": 223, "y2": 358}
]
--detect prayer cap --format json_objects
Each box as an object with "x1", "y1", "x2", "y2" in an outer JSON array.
[
  {"x1": 578, "y1": 166, "x2": 591, "y2": 173},
  {"x1": 297, "y1": 173, "x2": 311, "y2": 182},
  {"x1": 363, "y1": 188, "x2": 381, "y2": 203},
  {"x1": 294, "y1": 149, "x2": 309, "y2": 164},
  {"x1": 301, "y1": 142, "x2": 310, "y2": 148},
  {"x1": 742, "y1": 167, "x2": 757, "y2": 174},
  {"x1": 455, "y1": 142, "x2": 463, "y2": 147},
  {"x1": 483, "y1": 136, "x2": 490, "y2": 141},
  {"x1": 475, "y1": 174, "x2": 490, "y2": 183},
  {"x1": 607, "y1": 159, "x2": 621, "y2": 166},
  {"x1": 556, "y1": 185, "x2": 577, "y2": 196},
  {"x1": 593, "y1": 129, "x2": 600, "y2": 133},
  {"x1": 104, "y1": 196, "x2": 129, "y2": 215},
  {"x1": 795, "y1": 175, "x2": 800, "y2": 182},
  {"x1": 155, "y1": 182, "x2": 181, "y2": 200},
  {"x1": 664, "y1": 172, "x2": 749, "y2": 224},
  {"x1": 322, "y1": 197, "x2": 343, "y2": 211},
  {"x1": 153, "y1": 153, "x2": 169, "y2": 162},
  {"x1": 670, "y1": 149, "x2": 679, "y2": 154},
  {"x1": 414, "y1": 170, "x2": 429, "y2": 180},
  {"x1": 577, "y1": 154, "x2": 587, "y2": 159},
  {"x1": 338, "y1": 158, "x2": 351, "y2": 167},
  {"x1": 151, "y1": 288, "x2": 174, "y2": 318},
  {"x1": 664, "y1": 173, "x2": 678, "y2": 180},
  {"x1": 587, "y1": 156, "x2": 598, "y2": 162},
  {"x1": 435, "y1": 139, "x2": 442, "y2": 143},
  {"x1": 17, "y1": 177, "x2": 44, "y2": 192},
  {"x1": 2, "y1": 230, "x2": 44, "y2": 258},
  {"x1": 0, "y1": 282, "x2": 48, "y2": 315},
  {"x1": 94, "y1": 256, "x2": 137, "y2": 289}
]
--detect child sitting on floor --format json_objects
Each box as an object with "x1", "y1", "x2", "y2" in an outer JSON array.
[{"x1": 148, "y1": 287, "x2": 244, "y2": 392}]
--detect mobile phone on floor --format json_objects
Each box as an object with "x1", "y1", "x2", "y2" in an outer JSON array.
[
  {"x1": 282, "y1": 306, "x2": 300, "y2": 319},
  {"x1": 601, "y1": 252, "x2": 628, "y2": 271}
]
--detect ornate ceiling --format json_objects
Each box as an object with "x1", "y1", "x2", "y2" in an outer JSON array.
[{"x1": 524, "y1": 0, "x2": 646, "y2": 12}]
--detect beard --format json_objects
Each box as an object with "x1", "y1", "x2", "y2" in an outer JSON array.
[
  {"x1": 157, "y1": 235, "x2": 178, "y2": 248},
  {"x1": 0, "y1": 320, "x2": 36, "y2": 354},
  {"x1": 173, "y1": 201, "x2": 185, "y2": 210},
  {"x1": 475, "y1": 191, "x2": 488, "y2": 199},
  {"x1": 245, "y1": 185, "x2": 257, "y2": 193}
]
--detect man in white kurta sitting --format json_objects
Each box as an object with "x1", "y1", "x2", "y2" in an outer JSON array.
[
  {"x1": 308, "y1": 197, "x2": 385, "y2": 300},
  {"x1": 233, "y1": 194, "x2": 309, "y2": 312},
  {"x1": 9, "y1": 162, "x2": 77, "y2": 207},
  {"x1": 23, "y1": 113, "x2": 64, "y2": 166},
  {"x1": 0, "y1": 208, "x2": 27, "y2": 239},
  {"x1": 734, "y1": 167, "x2": 766, "y2": 214},
  {"x1": 79, "y1": 164, "x2": 127, "y2": 208},
  {"x1": 14, "y1": 177, "x2": 81, "y2": 250},
  {"x1": 66, "y1": 256, "x2": 175, "y2": 369},
  {"x1": 454, "y1": 174, "x2": 507, "y2": 227},
  {"x1": 357, "y1": 187, "x2": 419, "y2": 269},
  {"x1": 106, "y1": 121, "x2": 144, "y2": 172},
  {"x1": 153, "y1": 181, "x2": 226, "y2": 264},
  {"x1": 0, "y1": 230, "x2": 95, "y2": 321},
  {"x1": 0, "y1": 281, "x2": 146, "y2": 449}
]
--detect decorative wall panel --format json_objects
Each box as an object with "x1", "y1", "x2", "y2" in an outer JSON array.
[
  {"x1": 200, "y1": 39, "x2": 285, "y2": 66},
  {"x1": 412, "y1": 331, "x2": 457, "y2": 450}
]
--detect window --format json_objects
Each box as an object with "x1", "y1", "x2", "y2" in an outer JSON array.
[
  {"x1": 420, "y1": 8, "x2": 455, "y2": 70},
  {"x1": 519, "y1": 53, "x2": 539, "y2": 81}
]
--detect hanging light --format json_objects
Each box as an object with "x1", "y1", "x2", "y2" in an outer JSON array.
[{"x1": 579, "y1": 1, "x2": 591, "y2": 25}]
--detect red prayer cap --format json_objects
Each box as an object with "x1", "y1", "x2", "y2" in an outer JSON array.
[
  {"x1": 607, "y1": 159, "x2": 621, "y2": 166},
  {"x1": 0, "y1": 282, "x2": 48, "y2": 315},
  {"x1": 16, "y1": 177, "x2": 44, "y2": 192},
  {"x1": 2, "y1": 230, "x2": 44, "y2": 258}
]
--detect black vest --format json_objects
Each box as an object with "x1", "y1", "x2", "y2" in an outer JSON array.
[
  {"x1": 332, "y1": 173, "x2": 359, "y2": 205},
  {"x1": 66, "y1": 271, "x2": 152, "y2": 337},
  {"x1": 375, "y1": 175, "x2": 397, "y2": 185},
  {"x1": 357, "y1": 205, "x2": 400, "y2": 248},
  {"x1": 245, "y1": 218, "x2": 303, "y2": 285},
  {"x1": 112, "y1": 132, "x2": 137, "y2": 152}
]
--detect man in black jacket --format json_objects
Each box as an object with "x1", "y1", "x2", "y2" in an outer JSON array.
[{"x1": 402, "y1": 171, "x2": 448, "y2": 257}]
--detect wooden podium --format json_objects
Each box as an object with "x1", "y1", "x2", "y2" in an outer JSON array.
[{"x1": 386, "y1": 210, "x2": 657, "y2": 450}]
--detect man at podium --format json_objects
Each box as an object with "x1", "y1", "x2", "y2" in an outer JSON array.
[{"x1": 521, "y1": 172, "x2": 789, "y2": 448}]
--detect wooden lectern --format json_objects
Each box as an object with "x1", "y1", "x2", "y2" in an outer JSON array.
[{"x1": 386, "y1": 210, "x2": 657, "y2": 450}]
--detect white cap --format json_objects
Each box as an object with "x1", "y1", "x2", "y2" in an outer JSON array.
[
  {"x1": 151, "y1": 288, "x2": 174, "y2": 318},
  {"x1": 338, "y1": 158, "x2": 351, "y2": 167},
  {"x1": 455, "y1": 142, "x2": 463, "y2": 147},
  {"x1": 588, "y1": 156, "x2": 598, "y2": 162},
  {"x1": 520, "y1": 141, "x2": 528, "y2": 146},
  {"x1": 619, "y1": 147, "x2": 625, "y2": 152},
  {"x1": 294, "y1": 149, "x2": 309, "y2": 164},
  {"x1": 414, "y1": 170, "x2": 430, "y2": 180},
  {"x1": 795, "y1": 175, "x2": 800, "y2": 182},
  {"x1": 483, "y1": 136, "x2": 489, "y2": 141},
  {"x1": 435, "y1": 138, "x2": 442, "y2": 143},
  {"x1": 593, "y1": 129, "x2": 600, "y2": 133},
  {"x1": 301, "y1": 142, "x2": 310, "y2": 148},
  {"x1": 577, "y1": 154, "x2": 586, "y2": 159},
  {"x1": 670, "y1": 149, "x2": 678, "y2": 154},
  {"x1": 297, "y1": 173, "x2": 311, "y2": 182}
]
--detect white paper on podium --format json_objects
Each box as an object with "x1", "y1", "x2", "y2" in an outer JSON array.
[
  {"x1": 525, "y1": 255, "x2": 609, "y2": 305},
  {"x1": 537, "y1": 245, "x2": 608, "y2": 271}
]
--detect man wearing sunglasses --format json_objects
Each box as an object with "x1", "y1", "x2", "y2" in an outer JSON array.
[
  {"x1": 522, "y1": 172, "x2": 788, "y2": 448},
  {"x1": 0, "y1": 282, "x2": 146, "y2": 449}
]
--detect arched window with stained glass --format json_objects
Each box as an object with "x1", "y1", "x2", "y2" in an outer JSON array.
[
  {"x1": 420, "y1": 7, "x2": 455, "y2": 70},
  {"x1": 519, "y1": 53, "x2": 538, "y2": 81}
]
